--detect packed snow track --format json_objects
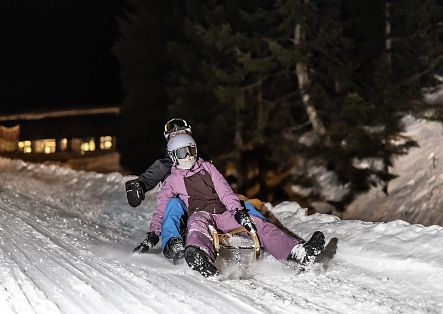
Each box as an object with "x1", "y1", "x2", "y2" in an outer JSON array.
[{"x1": 0, "y1": 158, "x2": 442, "y2": 314}]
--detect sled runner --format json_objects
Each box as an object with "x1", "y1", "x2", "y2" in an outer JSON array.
[{"x1": 209, "y1": 226, "x2": 261, "y2": 260}]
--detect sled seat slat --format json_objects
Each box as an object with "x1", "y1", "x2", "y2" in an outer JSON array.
[{"x1": 210, "y1": 226, "x2": 261, "y2": 260}]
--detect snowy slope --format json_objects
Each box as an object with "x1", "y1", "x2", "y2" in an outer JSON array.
[
  {"x1": 0, "y1": 157, "x2": 443, "y2": 314},
  {"x1": 347, "y1": 116, "x2": 443, "y2": 226}
]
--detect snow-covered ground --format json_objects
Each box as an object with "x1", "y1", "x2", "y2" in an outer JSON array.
[
  {"x1": 346, "y1": 116, "x2": 443, "y2": 226},
  {"x1": 1, "y1": 157, "x2": 443, "y2": 314}
]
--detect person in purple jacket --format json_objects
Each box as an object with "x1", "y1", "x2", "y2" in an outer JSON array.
[
  {"x1": 127, "y1": 118, "x2": 268, "y2": 263},
  {"x1": 148, "y1": 133, "x2": 326, "y2": 277}
]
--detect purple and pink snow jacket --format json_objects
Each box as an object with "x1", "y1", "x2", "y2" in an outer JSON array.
[{"x1": 149, "y1": 158, "x2": 242, "y2": 235}]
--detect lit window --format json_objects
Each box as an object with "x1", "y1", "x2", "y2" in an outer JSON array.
[
  {"x1": 80, "y1": 138, "x2": 96, "y2": 154},
  {"x1": 18, "y1": 141, "x2": 32, "y2": 153},
  {"x1": 81, "y1": 142, "x2": 88, "y2": 153},
  {"x1": 89, "y1": 140, "x2": 96, "y2": 151},
  {"x1": 100, "y1": 136, "x2": 113, "y2": 150},
  {"x1": 59, "y1": 138, "x2": 68, "y2": 152},
  {"x1": 34, "y1": 139, "x2": 56, "y2": 154}
]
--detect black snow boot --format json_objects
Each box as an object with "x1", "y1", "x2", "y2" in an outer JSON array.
[
  {"x1": 184, "y1": 246, "x2": 218, "y2": 277},
  {"x1": 288, "y1": 231, "x2": 325, "y2": 266},
  {"x1": 163, "y1": 237, "x2": 185, "y2": 264}
]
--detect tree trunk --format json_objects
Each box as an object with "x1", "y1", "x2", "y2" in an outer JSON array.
[
  {"x1": 256, "y1": 82, "x2": 268, "y2": 142},
  {"x1": 234, "y1": 94, "x2": 245, "y2": 150},
  {"x1": 294, "y1": 22, "x2": 327, "y2": 136},
  {"x1": 385, "y1": 1, "x2": 392, "y2": 75},
  {"x1": 382, "y1": 1, "x2": 393, "y2": 195}
]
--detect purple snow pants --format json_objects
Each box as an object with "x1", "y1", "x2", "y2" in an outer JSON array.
[{"x1": 185, "y1": 210, "x2": 300, "y2": 262}]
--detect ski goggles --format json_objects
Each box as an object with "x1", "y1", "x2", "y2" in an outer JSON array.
[
  {"x1": 173, "y1": 145, "x2": 197, "y2": 159},
  {"x1": 164, "y1": 118, "x2": 190, "y2": 134}
]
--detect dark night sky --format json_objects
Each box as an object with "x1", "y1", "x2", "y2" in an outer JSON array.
[{"x1": 0, "y1": 0, "x2": 125, "y2": 114}]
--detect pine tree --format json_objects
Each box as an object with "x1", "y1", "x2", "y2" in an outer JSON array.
[
  {"x1": 116, "y1": 0, "x2": 443, "y2": 211},
  {"x1": 344, "y1": 0, "x2": 443, "y2": 194},
  {"x1": 168, "y1": 0, "x2": 360, "y2": 203},
  {"x1": 114, "y1": 0, "x2": 182, "y2": 173},
  {"x1": 166, "y1": 0, "x2": 235, "y2": 159}
]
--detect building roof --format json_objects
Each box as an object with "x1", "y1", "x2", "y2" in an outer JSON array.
[
  {"x1": 0, "y1": 107, "x2": 120, "y2": 122},
  {"x1": 0, "y1": 107, "x2": 121, "y2": 140}
]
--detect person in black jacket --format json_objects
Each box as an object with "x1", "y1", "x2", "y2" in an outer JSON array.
[
  {"x1": 126, "y1": 118, "x2": 267, "y2": 263},
  {"x1": 126, "y1": 118, "x2": 191, "y2": 207},
  {"x1": 125, "y1": 118, "x2": 191, "y2": 261}
]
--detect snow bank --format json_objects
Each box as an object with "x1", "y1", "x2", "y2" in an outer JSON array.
[{"x1": 347, "y1": 116, "x2": 443, "y2": 226}]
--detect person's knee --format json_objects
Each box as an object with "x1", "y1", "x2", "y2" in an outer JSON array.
[
  {"x1": 165, "y1": 198, "x2": 186, "y2": 215},
  {"x1": 187, "y1": 212, "x2": 211, "y2": 229},
  {"x1": 189, "y1": 211, "x2": 209, "y2": 220},
  {"x1": 166, "y1": 197, "x2": 183, "y2": 207}
]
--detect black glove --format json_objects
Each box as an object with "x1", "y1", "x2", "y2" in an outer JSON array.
[
  {"x1": 234, "y1": 209, "x2": 257, "y2": 234},
  {"x1": 125, "y1": 179, "x2": 145, "y2": 207},
  {"x1": 132, "y1": 232, "x2": 160, "y2": 254}
]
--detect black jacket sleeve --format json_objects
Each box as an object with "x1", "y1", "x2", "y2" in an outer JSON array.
[{"x1": 138, "y1": 157, "x2": 173, "y2": 192}]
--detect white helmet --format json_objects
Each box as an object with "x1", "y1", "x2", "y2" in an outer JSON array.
[{"x1": 167, "y1": 134, "x2": 198, "y2": 169}]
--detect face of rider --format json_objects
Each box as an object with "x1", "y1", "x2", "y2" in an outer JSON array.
[
  {"x1": 167, "y1": 134, "x2": 197, "y2": 170},
  {"x1": 176, "y1": 153, "x2": 197, "y2": 170}
]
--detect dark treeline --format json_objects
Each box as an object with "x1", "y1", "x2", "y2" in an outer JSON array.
[{"x1": 114, "y1": 0, "x2": 443, "y2": 213}]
